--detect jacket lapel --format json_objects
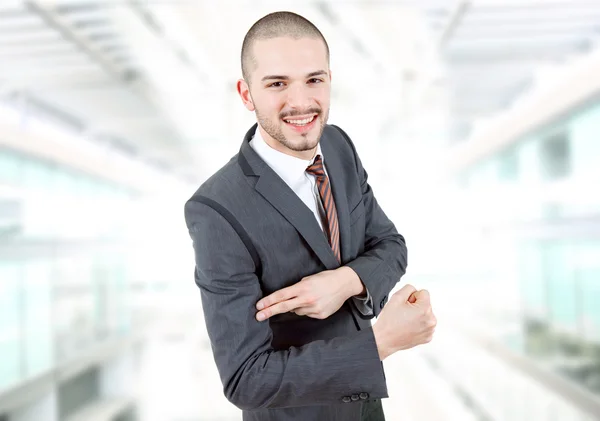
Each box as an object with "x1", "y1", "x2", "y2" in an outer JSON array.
[{"x1": 238, "y1": 124, "x2": 340, "y2": 270}]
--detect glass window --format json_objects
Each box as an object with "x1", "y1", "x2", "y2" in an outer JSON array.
[
  {"x1": 569, "y1": 101, "x2": 600, "y2": 179},
  {"x1": 469, "y1": 159, "x2": 500, "y2": 187},
  {"x1": 518, "y1": 241, "x2": 547, "y2": 322},
  {"x1": 22, "y1": 260, "x2": 54, "y2": 377},
  {"x1": 576, "y1": 241, "x2": 600, "y2": 345},
  {"x1": 498, "y1": 146, "x2": 519, "y2": 182},
  {"x1": 0, "y1": 261, "x2": 22, "y2": 390},
  {"x1": 55, "y1": 168, "x2": 79, "y2": 195},
  {"x1": 0, "y1": 148, "x2": 22, "y2": 184},
  {"x1": 543, "y1": 241, "x2": 578, "y2": 336},
  {"x1": 22, "y1": 159, "x2": 54, "y2": 190},
  {"x1": 518, "y1": 135, "x2": 542, "y2": 184},
  {"x1": 52, "y1": 256, "x2": 96, "y2": 361}
]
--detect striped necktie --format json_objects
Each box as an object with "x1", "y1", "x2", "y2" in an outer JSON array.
[{"x1": 306, "y1": 154, "x2": 341, "y2": 263}]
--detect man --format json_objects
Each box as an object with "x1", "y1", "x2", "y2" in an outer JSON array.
[{"x1": 184, "y1": 11, "x2": 436, "y2": 421}]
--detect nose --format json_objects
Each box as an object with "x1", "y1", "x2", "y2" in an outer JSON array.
[{"x1": 286, "y1": 82, "x2": 312, "y2": 111}]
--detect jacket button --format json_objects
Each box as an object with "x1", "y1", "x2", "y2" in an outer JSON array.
[
  {"x1": 342, "y1": 396, "x2": 351, "y2": 403},
  {"x1": 360, "y1": 392, "x2": 369, "y2": 400},
  {"x1": 351, "y1": 394, "x2": 359, "y2": 401},
  {"x1": 380, "y1": 296, "x2": 388, "y2": 309}
]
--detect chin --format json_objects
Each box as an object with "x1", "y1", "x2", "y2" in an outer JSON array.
[{"x1": 289, "y1": 135, "x2": 319, "y2": 151}]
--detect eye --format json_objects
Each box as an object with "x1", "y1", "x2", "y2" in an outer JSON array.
[
  {"x1": 268, "y1": 81, "x2": 285, "y2": 88},
  {"x1": 308, "y1": 78, "x2": 323, "y2": 84}
]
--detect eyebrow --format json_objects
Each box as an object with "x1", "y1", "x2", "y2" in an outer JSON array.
[{"x1": 261, "y1": 70, "x2": 328, "y2": 82}]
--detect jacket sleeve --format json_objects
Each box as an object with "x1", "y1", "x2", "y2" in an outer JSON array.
[
  {"x1": 333, "y1": 125, "x2": 408, "y2": 318},
  {"x1": 184, "y1": 198, "x2": 388, "y2": 410}
]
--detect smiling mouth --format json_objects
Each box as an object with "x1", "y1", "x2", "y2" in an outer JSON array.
[{"x1": 282, "y1": 115, "x2": 317, "y2": 126}]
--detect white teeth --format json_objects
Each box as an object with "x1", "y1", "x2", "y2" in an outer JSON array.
[{"x1": 284, "y1": 116, "x2": 315, "y2": 126}]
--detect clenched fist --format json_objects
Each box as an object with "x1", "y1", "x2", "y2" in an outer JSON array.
[{"x1": 372, "y1": 284, "x2": 437, "y2": 360}]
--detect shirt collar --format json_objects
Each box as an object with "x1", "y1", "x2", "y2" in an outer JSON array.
[{"x1": 250, "y1": 126, "x2": 324, "y2": 186}]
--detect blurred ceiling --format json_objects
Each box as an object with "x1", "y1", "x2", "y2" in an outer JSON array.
[{"x1": 1, "y1": 0, "x2": 600, "y2": 184}]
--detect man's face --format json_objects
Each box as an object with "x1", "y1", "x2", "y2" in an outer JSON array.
[{"x1": 238, "y1": 37, "x2": 331, "y2": 158}]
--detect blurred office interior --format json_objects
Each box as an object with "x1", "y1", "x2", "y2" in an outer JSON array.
[{"x1": 1, "y1": 0, "x2": 599, "y2": 420}]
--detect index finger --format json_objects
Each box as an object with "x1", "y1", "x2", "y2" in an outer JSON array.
[
  {"x1": 256, "y1": 297, "x2": 303, "y2": 321},
  {"x1": 256, "y1": 284, "x2": 299, "y2": 310},
  {"x1": 395, "y1": 284, "x2": 417, "y2": 302}
]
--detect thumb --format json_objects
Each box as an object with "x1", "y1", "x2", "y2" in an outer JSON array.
[
  {"x1": 408, "y1": 291, "x2": 417, "y2": 304},
  {"x1": 394, "y1": 284, "x2": 417, "y2": 302}
]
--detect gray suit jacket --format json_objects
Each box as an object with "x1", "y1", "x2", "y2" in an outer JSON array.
[{"x1": 184, "y1": 123, "x2": 408, "y2": 421}]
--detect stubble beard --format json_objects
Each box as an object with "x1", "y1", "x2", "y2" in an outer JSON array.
[{"x1": 255, "y1": 106, "x2": 329, "y2": 152}]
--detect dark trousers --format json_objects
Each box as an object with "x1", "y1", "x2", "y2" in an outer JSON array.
[{"x1": 361, "y1": 399, "x2": 386, "y2": 421}]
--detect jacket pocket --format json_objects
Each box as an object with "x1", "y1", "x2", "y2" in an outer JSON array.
[{"x1": 349, "y1": 200, "x2": 365, "y2": 226}]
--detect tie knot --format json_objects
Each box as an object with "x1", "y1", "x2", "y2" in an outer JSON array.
[{"x1": 306, "y1": 154, "x2": 325, "y2": 177}]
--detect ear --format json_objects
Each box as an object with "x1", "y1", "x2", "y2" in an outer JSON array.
[{"x1": 237, "y1": 79, "x2": 255, "y2": 112}]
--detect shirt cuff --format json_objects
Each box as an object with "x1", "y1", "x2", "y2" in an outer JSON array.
[{"x1": 351, "y1": 287, "x2": 374, "y2": 316}]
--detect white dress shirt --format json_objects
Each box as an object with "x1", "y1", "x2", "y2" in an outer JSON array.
[{"x1": 250, "y1": 127, "x2": 373, "y2": 315}]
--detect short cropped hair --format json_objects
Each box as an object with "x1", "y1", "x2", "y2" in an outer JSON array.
[{"x1": 241, "y1": 11, "x2": 330, "y2": 83}]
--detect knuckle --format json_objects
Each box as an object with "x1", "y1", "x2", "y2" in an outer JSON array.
[{"x1": 397, "y1": 284, "x2": 414, "y2": 296}]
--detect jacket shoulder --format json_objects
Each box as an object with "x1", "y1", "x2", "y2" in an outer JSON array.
[
  {"x1": 323, "y1": 123, "x2": 351, "y2": 145},
  {"x1": 187, "y1": 154, "x2": 246, "y2": 201}
]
